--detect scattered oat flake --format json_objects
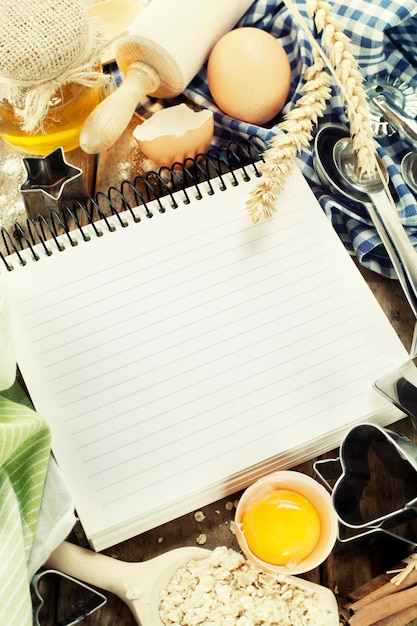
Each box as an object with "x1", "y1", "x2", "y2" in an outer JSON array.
[
  {"x1": 157, "y1": 536, "x2": 164, "y2": 544},
  {"x1": 225, "y1": 501, "x2": 234, "y2": 511},
  {"x1": 229, "y1": 520, "x2": 236, "y2": 535},
  {"x1": 126, "y1": 586, "x2": 142, "y2": 601},
  {"x1": 196, "y1": 534, "x2": 207, "y2": 545},
  {"x1": 194, "y1": 511, "x2": 206, "y2": 522}
]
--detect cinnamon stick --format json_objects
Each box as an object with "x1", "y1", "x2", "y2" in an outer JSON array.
[
  {"x1": 347, "y1": 567, "x2": 417, "y2": 613},
  {"x1": 371, "y1": 604, "x2": 417, "y2": 626},
  {"x1": 348, "y1": 585, "x2": 417, "y2": 626},
  {"x1": 347, "y1": 571, "x2": 392, "y2": 603}
]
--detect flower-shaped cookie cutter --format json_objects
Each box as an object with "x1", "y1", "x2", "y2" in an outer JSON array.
[
  {"x1": 314, "y1": 423, "x2": 417, "y2": 547},
  {"x1": 20, "y1": 147, "x2": 87, "y2": 220}
]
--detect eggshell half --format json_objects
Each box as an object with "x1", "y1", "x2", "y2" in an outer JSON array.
[
  {"x1": 207, "y1": 27, "x2": 291, "y2": 125},
  {"x1": 133, "y1": 104, "x2": 214, "y2": 168}
]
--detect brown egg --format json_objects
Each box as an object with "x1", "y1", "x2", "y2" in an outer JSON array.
[
  {"x1": 207, "y1": 27, "x2": 291, "y2": 126},
  {"x1": 133, "y1": 104, "x2": 214, "y2": 168}
]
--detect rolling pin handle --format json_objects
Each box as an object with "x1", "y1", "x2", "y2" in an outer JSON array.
[{"x1": 80, "y1": 61, "x2": 160, "y2": 154}]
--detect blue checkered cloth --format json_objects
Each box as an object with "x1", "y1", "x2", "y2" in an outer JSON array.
[{"x1": 114, "y1": 0, "x2": 417, "y2": 278}]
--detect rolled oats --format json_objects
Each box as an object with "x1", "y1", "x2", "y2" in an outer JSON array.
[
  {"x1": 159, "y1": 547, "x2": 333, "y2": 625},
  {"x1": 196, "y1": 534, "x2": 207, "y2": 545}
]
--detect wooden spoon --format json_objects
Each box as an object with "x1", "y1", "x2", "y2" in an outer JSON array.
[
  {"x1": 46, "y1": 540, "x2": 210, "y2": 625},
  {"x1": 45, "y1": 541, "x2": 340, "y2": 625}
]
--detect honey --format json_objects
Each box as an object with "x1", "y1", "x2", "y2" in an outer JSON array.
[{"x1": 0, "y1": 79, "x2": 105, "y2": 155}]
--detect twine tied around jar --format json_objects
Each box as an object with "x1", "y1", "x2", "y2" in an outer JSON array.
[{"x1": 0, "y1": 0, "x2": 110, "y2": 133}]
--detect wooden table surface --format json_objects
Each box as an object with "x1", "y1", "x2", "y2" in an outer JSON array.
[{"x1": 2, "y1": 123, "x2": 417, "y2": 625}]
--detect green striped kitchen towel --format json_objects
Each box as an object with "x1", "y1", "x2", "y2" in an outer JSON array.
[
  {"x1": 0, "y1": 384, "x2": 51, "y2": 625},
  {"x1": 0, "y1": 290, "x2": 51, "y2": 625}
]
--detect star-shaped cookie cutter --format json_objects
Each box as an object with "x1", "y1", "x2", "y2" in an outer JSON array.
[{"x1": 20, "y1": 147, "x2": 87, "y2": 220}]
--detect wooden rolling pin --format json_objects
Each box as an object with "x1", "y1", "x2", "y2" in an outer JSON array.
[{"x1": 80, "y1": 0, "x2": 254, "y2": 153}]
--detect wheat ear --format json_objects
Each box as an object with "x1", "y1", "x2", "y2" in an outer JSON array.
[
  {"x1": 246, "y1": 0, "x2": 377, "y2": 222},
  {"x1": 246, "y1": 51, "x2": 331, "y2": 224},
  {"x1": 306, "y1": 0, "x2": 376, "y2": 175}
]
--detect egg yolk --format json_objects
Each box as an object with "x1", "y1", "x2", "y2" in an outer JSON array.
[{"x1": 241, "y1": 489, "x2": 321, "y2": 567}]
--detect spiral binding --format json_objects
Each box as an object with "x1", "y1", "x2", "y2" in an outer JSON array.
[{"x1": 1, "y1": 137, "x2": 266, "y2": 272}]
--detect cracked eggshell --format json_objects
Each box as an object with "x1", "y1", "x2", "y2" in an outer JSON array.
[{"x1": 133, "y1": 104, "x2": 214, "y2": 168}]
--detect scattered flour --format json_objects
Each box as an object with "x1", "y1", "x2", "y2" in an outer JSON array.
[{"x1": 0, "y1": 147, "x2": 26, "y2": 230}]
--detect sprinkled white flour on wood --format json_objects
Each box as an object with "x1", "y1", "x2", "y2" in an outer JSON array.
[
  {"x1": 159, "y1": 547, "x2": 334, "y2": 625},
  {"x1": 0, "y1": 145, "x2": 26, "y2": 231}
]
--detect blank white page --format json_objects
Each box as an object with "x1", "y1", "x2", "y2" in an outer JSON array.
[{"x1": 0, "y1": 165, "x2": 407, "y2": 549}]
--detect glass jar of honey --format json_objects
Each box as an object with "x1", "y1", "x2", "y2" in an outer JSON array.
[
  {"x1": 0, "y1": 76, "x2": 105, "y2": 155},
  {"x1": 0, "y1": 0, "x2": 109, "y2": 155}
]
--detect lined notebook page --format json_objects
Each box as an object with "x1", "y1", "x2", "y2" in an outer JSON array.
[{"x1": 0, "y1": 165, "x2": 407, "y2": 550}]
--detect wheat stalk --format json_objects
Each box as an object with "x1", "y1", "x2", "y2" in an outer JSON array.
[
  {"x1": 246, "y1": 0, "x2": 377, "y2": 223},
  {"x1": 307, "y1": 0, "x2": 376, "y2": 174},
  {"x1": 246, "y1": 52, "x2": 331, "y2": 223}
]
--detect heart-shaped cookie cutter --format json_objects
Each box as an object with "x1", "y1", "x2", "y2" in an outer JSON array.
[
  {"x1": 314, "y1": 423, "x2": 417, "y2": 547},
  {"x1": 32, "y1": 568, "x2": 107, "y2": 626}
]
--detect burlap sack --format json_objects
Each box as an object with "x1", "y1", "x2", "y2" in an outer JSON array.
[{"x1": 0, "y1": 0, "x2": 108, "y2": 132}]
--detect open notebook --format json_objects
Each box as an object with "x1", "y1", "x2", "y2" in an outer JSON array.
[{"x1": 0, "y1": 160, "x2": 408, "y2": 550}]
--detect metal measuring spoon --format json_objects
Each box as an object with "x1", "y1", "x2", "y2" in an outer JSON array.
[
  {"x1": 333, "y1": 138, "x2": 388, "y2": 197},
  {"x1": 314, "y1": 124, "x2": 417, "y2": 321},
  {"x1": 333, "y1": 137, "x2": 417, "y2": 294},
  {"x1": 401, "y1": 151, "x2": 417, "y2": 194},
  {"x1": 313, "y1": 124, "x2": 380, "y2": 224}
]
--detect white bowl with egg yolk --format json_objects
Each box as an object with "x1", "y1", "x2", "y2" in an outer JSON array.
[{"x1": 235, "y1": 471, "x2": 338, "y2": 575}]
